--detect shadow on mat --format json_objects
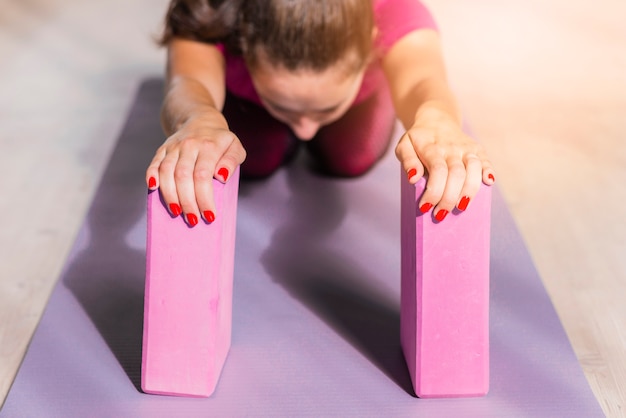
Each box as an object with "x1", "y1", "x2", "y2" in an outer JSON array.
[
  {"x1": 64, "y1": 78, "x2": 166, "y2": 391},
  {"x1": 260, "y1": 164, "x2": 415, "y2": 396}
]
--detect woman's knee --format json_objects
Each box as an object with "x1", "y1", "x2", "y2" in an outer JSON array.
[
  {"x1": 307, "y1": 90, "x2": 396, "y2": 177},
  {"x1": 224, "y1": 93, "x2": 296, "y2": 179}
]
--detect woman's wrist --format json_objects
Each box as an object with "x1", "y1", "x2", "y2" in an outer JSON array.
[
  {"x1": 163, "y1": 104, "x2": 228, "y2": 134},
  {"x1": 413, "y1": 99, "x2": 460, "y2": 128},
  {"x1": 162, "y1": 75, "x2": 228, "y2": 133},
  {"x1": 183, "y1": 106, "x2": 229, "y2": 130}
]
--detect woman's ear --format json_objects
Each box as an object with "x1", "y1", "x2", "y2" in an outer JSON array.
[{"x1": 372, "y1": 26, "x2": 379, "y2": 43}]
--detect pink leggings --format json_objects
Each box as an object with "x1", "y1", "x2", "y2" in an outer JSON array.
[{"x1": 222, "y1": 86, "x2": 396, "y2": 179}]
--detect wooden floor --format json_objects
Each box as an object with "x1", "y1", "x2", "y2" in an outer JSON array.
[{"x1": 0, "y1": 0, "x2": 624, "y2": 415}]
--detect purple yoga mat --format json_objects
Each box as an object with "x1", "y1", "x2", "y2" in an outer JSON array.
[{"x1": 1, "y1": 79, "x2": 603, "y2": 417}]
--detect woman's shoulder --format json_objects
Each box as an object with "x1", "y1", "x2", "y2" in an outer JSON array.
[
  {"x1": 373, "y1": 0, "x2": 437, "y2": 26},
  {"x1": 373, "y1": 0, "x2": 438, "y2": 51}
]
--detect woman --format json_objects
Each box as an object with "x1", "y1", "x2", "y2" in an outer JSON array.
[{"x1": 146, "y1": 0, "x2": 495, "y2": 226}]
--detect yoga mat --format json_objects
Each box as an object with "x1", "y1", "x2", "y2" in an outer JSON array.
[{"x1": 1, "y1": 79, "x2": 603, "y2": 417}]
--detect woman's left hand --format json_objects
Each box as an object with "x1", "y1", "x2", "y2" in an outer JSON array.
[{"x1": 395, "y1": 102, "x2": 495, "y2": 221}]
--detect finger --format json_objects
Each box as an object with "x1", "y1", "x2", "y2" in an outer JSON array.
[
  {"x1": 457, "y1": 153, "x2": 483, "y2": 211},
  {"x1": 193, "y1": 154, "x2": 217, "y2": 224},
  {"x1": 432, "y1": 157, "x2": 465, "y2": 221},
  {"x1": 480, "y1": 154, "x2": 496, "y2": 185},
  {"x1": 146, "y1": 147, "x2": 166, "y2": 190},
  {"x1": 158, "y1": 150, "x2": 183, "y2": 218},
  {"x1": 195, "y1": 133, "x2": 245, "y2": 223},
  {"x1": 418, "y1": 147, "x2": 448, "y2": 215},
  {"x1": 395, "y1": 133, "x2": 424, "y2": 184},
  {"x1": 406, "y1": 130, "x2": 445, "y2": 213},
  {"x1": 173, "y1": 147, "x2": 201, "y2": 226},
  {"x1": 214, "y1": 134, "x2": 247, "y2": 184}
]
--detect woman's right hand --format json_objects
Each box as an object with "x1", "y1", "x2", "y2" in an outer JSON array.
[{"x1": 145, "y1": 115, "x2": 246, "y2": 226}]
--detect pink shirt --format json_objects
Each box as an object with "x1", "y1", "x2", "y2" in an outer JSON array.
[{"x1": 221, "y1": 0, "x2": 437, "y2": 106}]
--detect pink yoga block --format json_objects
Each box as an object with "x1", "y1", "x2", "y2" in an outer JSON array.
[
  {"x1": 400, "y1": 174, "x2": 491, "y2": 398},
  {"x1": 142, "y1": 168, "x2": 240, "y2": 397}
]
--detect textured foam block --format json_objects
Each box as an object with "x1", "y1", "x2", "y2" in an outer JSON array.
[
  {"x1": 400, "y1": 174, "x2": 491, "y2": 398},
  {"x1": 142, "y1": 168, "x2": 240, "y2": 397}
]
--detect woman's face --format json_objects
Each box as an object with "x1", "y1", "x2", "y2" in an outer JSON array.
[{"x1": 250, "y1": 55, "x2": 366, "y2": 140}]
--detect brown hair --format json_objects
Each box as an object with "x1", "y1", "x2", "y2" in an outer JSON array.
[{"x1": 160, "y1": 0, "x2": 374, "y2": 72}]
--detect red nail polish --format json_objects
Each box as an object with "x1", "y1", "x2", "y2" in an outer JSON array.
[
  {"x1": 148, "y1": 176, "x2": 156, "y2": 189},
  {"x1": 187, "y1": 213, "x2": 198, "y2": 227},
  {"x1": 407, "y1": 168, "x2": 417, "y2": 181},
  {"x1": 488, "y1": 173, "x2": 495, "y2": 182},
  {"x1": 419, "y1": 202, "x2": 433, "y2": 213},
  {"x1": 203, "y1": 210, "x2": 216, "y2": 223},
  {"x1": 218, "y1": 167, "x2": 229, "y2": 181},
  {"x1": 435, "y1": 209, "x2": 449, "y2": 222},
  {"x1": 169, "y1": 203, "x2": 182, "y2": 217},
  {"x1": 458, "y1": 196, "x2": 470, "y2": 211}
]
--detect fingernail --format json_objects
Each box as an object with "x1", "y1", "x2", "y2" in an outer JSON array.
[
  {"x1": 148, "y1": 176, "x2": 157, "y2": 189},
  {"x1": 203, "y1": 210, "x2": 216, "y2": 223},
  {"x1": 458, "y1": 196, "x2": 470, "y2": 211},
  {"x1": 187, "y1": 213, "x2": 198, "y2": 227},
  {"x1": 488, "y1": 173, "x2": 495, "y2": 183},
  {"x1": 218, "y1": 167, "x2": 229, "y2": 181},
  {"x1": 169, "y1": 203, "x2": 182, "y2": 217},
  {"x1": 419, "y1": 202, "x2": 433, "y2": 213},
  {"x1": 435, "y1": 209, "x2": 449, "y2": 222},
  {"x1": 407, "y1": 168, "x2": 417, "y2": 181}
]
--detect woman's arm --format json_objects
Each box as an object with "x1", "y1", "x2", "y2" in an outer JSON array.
[
  {"x1": 146, "y1": 38, "x2": 246, "y2": 225},
  {"x1": 160, "y1": 38, "x2": 227, "y2": 134},
  {"x1": 382, "y1": 29, "x2": 494, "y2": 218}
]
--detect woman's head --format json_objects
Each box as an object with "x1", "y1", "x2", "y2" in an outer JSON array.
[
  {"x1": 238, "y1": 0, "x2": 374, "y2": 73},
  {"x1": 251, "y1": 58, "x2": 366, "y2": 140},
  {"x1": 162, "y1": 0, "x2": 375, "y2": 139},
  {"x1": 162, "y1": 0, "x2": 375, "y2": 73}
]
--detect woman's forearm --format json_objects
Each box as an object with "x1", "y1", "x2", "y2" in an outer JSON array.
[
  {"x1": 160, "y1": 38, "x2": 229, "y2": 136},
  {"x1": 394, "y1": 75, "x2": 461, "y2": 131},
  {"x1": 383, "y1": 30, "x2": 460, "y2": 129},
  {"x1": 160, "y1": 75, "x2": 228, "y2": 136},
  {"x1": 385, "y1": 29, "x2": 496, "y2": 216},
  {"x1": 147, "y1": 43, "x2": 245, "y2": 223}
]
